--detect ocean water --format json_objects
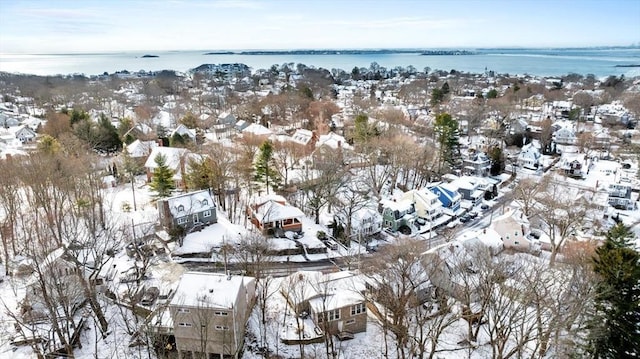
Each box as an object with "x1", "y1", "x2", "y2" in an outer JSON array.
[{"x1": 0, "y1": 48, "x2": 639, "y2": 78}]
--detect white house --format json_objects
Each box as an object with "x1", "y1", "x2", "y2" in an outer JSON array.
[
  {"x1": 553, "y1": 126, "x2": 577, "y2": 145},
  {"x1": 517, "y1": 143, "x2": 542, "y2": 170}
]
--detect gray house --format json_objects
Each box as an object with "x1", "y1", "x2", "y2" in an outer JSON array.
[{"x1": 158, "y1": 190, "x2": 217, "y2": 230}]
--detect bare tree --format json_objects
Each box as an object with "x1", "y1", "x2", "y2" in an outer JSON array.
[
  {"x1": 535, "y1": 181, "x2": 592, "y2": 265},
  {"x1": 361, "y1": 238, "x2": 430, "y2": 359}
]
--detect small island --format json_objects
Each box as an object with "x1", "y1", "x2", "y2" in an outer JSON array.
[
  {"x1": 141, "y1": 54, "x2": 159, "y2": 58},
  {"x1": 420, "y1": 50, "x2": 476, "y2": 56}
]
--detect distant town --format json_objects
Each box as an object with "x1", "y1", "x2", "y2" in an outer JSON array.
[{"x1": 0, "y1": 61, "x2": 638, "y2": 359}]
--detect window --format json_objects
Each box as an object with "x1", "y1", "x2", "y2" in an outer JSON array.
[
  {"x1": 214, "y1": 311, "x2": 228, "y2": 316},
  {"x1": 203, "y1": 210, "x2": 212, "y2": 218},
  {"x1": 177, "y1": 217, "x2": 187, "y2": 224},
  {"x1": 346, "y1": 319, "x2": 356, "y2": 325},
  {"x1": 351, "y1": 303, "x2": 366, "y2": 316},
  {"x1": 177, "y1": 308, "x2": 191, "y2": 313},
  {"x1": 178, "y1": 204, "x2": 185, "y2": 212},
  {"x1": 201, "y1": 199, "x2": 208, "y2": 206},
  {"x1": 327, "y1": 309, "x2": 340, "y2": 321},
  {"x1": 215, "y1": 325, "x2": 229, "y2": 331},
  {"x1": 178, "y1": 322, "x2": 192, "y2": 327},
  {"x1": 515, "y1": 231, "x2": 518, "y2": 236}
]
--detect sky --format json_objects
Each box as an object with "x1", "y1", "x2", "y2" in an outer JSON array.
[{"x1": 0, "y1": 0, "x2": 639, "y2": 54}]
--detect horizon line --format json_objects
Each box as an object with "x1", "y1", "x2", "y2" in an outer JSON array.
[{"x1": 2, "y1": 44, "x2": 639, "y2": 56}]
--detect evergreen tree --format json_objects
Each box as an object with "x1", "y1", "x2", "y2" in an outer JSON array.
[
  {"x1": 254, "y1": 140, "x2": 280, "y2": 194},
  {"x1": 589, "y1": 223, "x2": 640, "y2": 358},
  {"x1": 353, "y1": 113, "x2": 378, "y2": 144},
  {"x1": 149, "y1": 154, "x2": 175, "y2": 198},
  {"x1": 434, "y1": 112, "x2": 462, "y2": 173}
]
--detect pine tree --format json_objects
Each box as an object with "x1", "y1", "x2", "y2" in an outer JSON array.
[
  {"x1": 589, "y1": 223, "x2": 640, "y2": 358},
  {"x1": 254, "y1": 140, "x2": 280, "y2": 194},
  {"x1": 434, "y1": 112, "x2": 461, "y2": 173},
  {"x1": 149, "y1": 153, "x2": 175, "y2": 198}
]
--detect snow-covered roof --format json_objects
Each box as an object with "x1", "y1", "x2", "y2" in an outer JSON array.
[
  {"x1": 170, "y1": 272, "x2": 253, "y2": 309},
  {"x1": 316, "y1": 132, "x2": 352, "y2": 150},
  {"x1": 125, "y1": 139, "x2": 158, "y2": 158},
  {"x1": 163, "y1": 190, "x2": 215, "y2": 217},
  {"x1": 291, "y1": 129, "x2": 314, "y2": 146},
  {"x1": 242, "y1": 123, "x2": 272, "y2": 136},
  {"x1": 144, "y1": 146, "x2": 189, "y2": 170},
  {"x1": 255, "y1": 200, "x2": 304, "y2": 222}
]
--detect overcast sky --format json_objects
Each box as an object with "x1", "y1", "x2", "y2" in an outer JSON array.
[{"x1": 0, "y1": 0, "x2": 638, "y2": 54}]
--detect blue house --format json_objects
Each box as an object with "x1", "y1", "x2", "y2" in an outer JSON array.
[{"x1": 430, "y1": 183, "x2": 462, "y2": 214}]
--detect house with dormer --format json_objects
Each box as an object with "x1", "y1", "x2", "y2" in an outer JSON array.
[
  {"x1": 380, "y1": 199, "x2": 418, "y2": 234},
  {"x1": 517, "y1": 143, "x2": 542, "y2": 170},
  {"x1": 157, "y1": 190, "x2": 217, "y2": 231},
  {"x1": 553, "y1": 126, "x2": 577, "y2": 145},
  {"x1": 430, "y1": 183, "x2": 462, "y2": 215},
  {"x1": 463, "y1": 152, "x2": 491, "y2": 177},
  {"x1": 401, "y1": 189, "x2": 444, "y2": 223}
]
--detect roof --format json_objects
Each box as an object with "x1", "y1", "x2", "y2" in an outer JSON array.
[
  {"x1": 316, "y1": 132, "x2": 352, "y2": 150},
  {"x1": 255, "y1": 200, "x2": 304, "y2": 222},
  {"x1": 125, "y1": 139, "x2": 158, "y2": 158},
  {"x1": 163, "y1": 190, "x2": 215, "y2": 217},
  {"x1": 242, "y1": 123, "x2": 273, "y2": 136},
  {"x1": 291, "y1": 129, "x2": 314, "y2": 146},
  {"x1": 170, "y1": 272, "x2": 254, "y2": 309},
  {"x1": 144, "y1": 146, "x2": 189, "y2": 170}
]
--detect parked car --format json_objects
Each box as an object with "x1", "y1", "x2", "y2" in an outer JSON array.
[
  {"x1": 459, "y1": 215, "x2": 470, "y2": 223},
  {"x1": 324, "y1": 240, "x2": 339, "y2": 250},
  {"x1": 141, "y1": 286, "x2": 160, "y2": 306},
  {"x1": 481, "y1": 204, "x2": 490, "y2": 210},
  {"x1": 468, "y1": 211, "x2": 478, "y2": 219}
]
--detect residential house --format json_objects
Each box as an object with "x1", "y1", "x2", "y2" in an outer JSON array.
[
  {"x1": 593, "y1": 129, "x2": 611, "y2": 150},
  {"x1": 169, "y1": 272, "x2": 256, "y2": 359},
  {"x1": 430, "y1": 183, "x2": 462, "y2": 215},
  {"x1": 157, "y1": 190, "x2": 217, "y2": 231},
  {"x1": 285, "y1": 271, "x2": 369, "y2": 336},
  {"x1": 463, "y1": 152, "x2": 491, "y2": 177},
  {"x1": 335, "y1": 207, "x2": 383, "y2": 238},
  {"x1": 125, "y1": 139, "x2": 158, "y2": 159},
  {"x1": 10, "y1": 125, "x2": 37, "y2": 143},
  {"x1": 421, "y1": 241, "x2": 481, "y2": 302},
  {"x1": 562, "y1": 159, "x2": 584, "y2": 178},
  {"x1": 608, "y1": 183, "x2": 635, "y2": 210},
  {"x1": 213, "y1": 112, "x2": 237, "y2": 139},
  {"x1": 517, "y1": 143, "x2": 542, "y2": 170},
  {"x1": 144, "y1": 146, "x2": 190, "y2": 188},
  {"x1": 401, "y1": 189, "x2": 444, "y2": 223},
  {"x1": 380, "y1": 199, "x2": 417, "y2": 234},
  {"x1": 171, "y1": 124, "x2": 197, "y2": 142},
  {"x1": 451, "y1": 178, "x2": 484, "y2": 205},
  {"x1": 553, "y1": 126, "x2": 577, "y2": 145},
  {"x1": 490, "y1": 208, "x2": 538, "y2": 252},
  {"x1": 246, "y1": 195, "x2": 304, "y2": 236}
]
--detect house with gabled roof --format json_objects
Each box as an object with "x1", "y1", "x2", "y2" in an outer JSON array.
[
  {"x1": 144, "y1": 146, "x2": 191, "y2": 188},
  {"x1": 401, "y1": 188, "x2": 444, "y2": 223},
  {"x1": 283, "y1": 270, "x2": 369, "y2": 336},
  {"x1": 430, "y1": 183, "x2": 463, "y2": 215},
  {"x1": 463, "y1": 152, "x2": 491, "y2": 177},
  {"x1": 169, "y1": 272, "x2": 255, "y2": 359},
  {"x1": 380, "y1": 198, "x2": 418, "y2": 234},
  {"x1": 157, "y1": 190, "x2": 217, "y2": 231},
  {"x1": 517, "y1": 143, "x2": 542, "y2": 170},
  {"x1": 125, "y1": 139, "x2": 158, "y2": 159},
  {"x1": 171, "y1": 124, "x2": 196, "y2": 142},
  {"x1": 246, "y1": 195, "x2": 304, "y2": 236}
]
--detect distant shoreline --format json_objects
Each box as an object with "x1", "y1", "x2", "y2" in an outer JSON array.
[
  {"x1": 204, "y1": 49, "x2": 423, "y2": 55},
  {"x1": 614, "y1": 64, "x2": 640, "y2": 67},
  {"x1": 141, "y1": 54, "x2": 159, "y2": 58}
]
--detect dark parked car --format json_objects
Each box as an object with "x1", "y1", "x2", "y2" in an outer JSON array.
[
  {"x1": 459, "y1": 215, "x2": 470, "y2": 223},
  {"x1": 141, "y1": 286, "x2": 160, "y2": 306},
  {"x1": 481, "y1": 204, "x2": 490, "y2": 210}
]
